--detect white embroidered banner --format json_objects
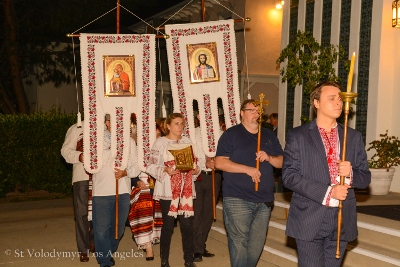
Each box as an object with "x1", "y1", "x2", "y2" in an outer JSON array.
[
  {"x1": 80, "y1": 34, "x2": 156, "y2": 173},
  {"x1": 165, "y1": 20, "x2": 241, "y2": 157}
]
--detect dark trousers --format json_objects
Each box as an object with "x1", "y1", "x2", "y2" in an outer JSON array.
[
  {"x1": 295, "y1": 208, "x2": 347, "y2": 267},
  {"x1": 193, "y1": 172, "x2": 222, "y2": 254},
  {"x1": 160, "y1": 199, "x2": 194, "y2": 263},
  {"x1": 72, "y1": 180, "x2": 94, "y2": 253}
]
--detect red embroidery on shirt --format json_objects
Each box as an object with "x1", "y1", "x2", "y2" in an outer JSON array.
[{"x1": 318, "y1": 126, "x2": 339, "y2": 186}]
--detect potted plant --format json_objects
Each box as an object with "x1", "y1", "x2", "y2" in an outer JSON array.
[{"x1": 367, "y1": 130, "x2": 400, "y2": 195}]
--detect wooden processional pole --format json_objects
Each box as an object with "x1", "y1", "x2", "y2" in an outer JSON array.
[
  {"x1": 114, "y1": 0, "x2": 120, "y2": 240},
  {"x1": 253, "y1": 93, "x2": 269, "y2": 191},
  {"x1": 336, "y1": 53, "x2": 357, "y2": 258},
  {"x1": 199, "y1": 0, "x2": 218, "y2": 220},
  {"x1": 335, "y1": 91, "x2": 357, "y2": 257}
]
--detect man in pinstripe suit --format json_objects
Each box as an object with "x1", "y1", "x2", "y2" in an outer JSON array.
[{"x1": 282, "y1": 81, "x2": 371, "y2": 267}]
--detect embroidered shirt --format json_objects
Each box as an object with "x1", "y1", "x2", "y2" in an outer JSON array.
[{"x1": 319, "y1": 125, "x2": 340, "y2": 207}]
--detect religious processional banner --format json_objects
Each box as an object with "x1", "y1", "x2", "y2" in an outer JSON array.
[
  {"x1": 80, "y1": 34, "x2": 156, "y2": 173},
  {"x1": 165, "y1": 19, "x2": 241, "y2": 157}
]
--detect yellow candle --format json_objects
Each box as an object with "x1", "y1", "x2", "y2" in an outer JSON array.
[{"x1": 346, "y1": 52, "x2": 356, "y2": 92}]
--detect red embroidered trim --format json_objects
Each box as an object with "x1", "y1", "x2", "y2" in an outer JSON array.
[
  {"x1": 203, "y1": 94, "x2": 216, "y2": 152},
  {"x1": 318, "y1": 127, "x2": 339, "y2": 185},
  {"x1": 85, "y1": 35, "x2": 152, "y2": 170},
  {"x1": 115, "y1": 107, "x2": 124, "y2": 168},
  {"x1": 169, "y1": 23, "x2": 238, "y2": 140},
  {"x1": 326, "y1": 188, "x2": 333, "y2": 206}
]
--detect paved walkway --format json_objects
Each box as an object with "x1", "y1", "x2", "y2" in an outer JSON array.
[
  {"x1": 0, "y1": 198, "x2": 277, "y2": 267},
  {"x1": 2, "y1": 192, "x2": 399, "y2": 267}
]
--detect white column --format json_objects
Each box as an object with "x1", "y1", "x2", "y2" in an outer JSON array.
[
  {"x1": 347, "y1": 0, "x2": 362, "y2": 129},
  {"x1": 367, "y1": 0, "x2": 400, "y2": 193},
  {"x1": 292, "y1": 0, "x2": 307, "y2": 129},
  {"x1": 278, "y1": 0, "x2": 291, "y2": 144},
  {"x1": 313, "y1": 0, "x2": 323, "y2": 42}
]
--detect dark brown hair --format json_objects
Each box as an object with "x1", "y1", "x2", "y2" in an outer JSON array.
[
  {"x1": 310, "y1": 81, "x2": 341, "y2": 114},
  {"x1": 239, "y1": 99, "x2": 256, "y2": 121},
  {"x1": 155, "y1": 123, "x2": 164, "y2": 136},
  {"x1": 164, "y1": 113, "x2": 185, "y2": 135},
  {"x1": 240, "y1": 99, "x2": 256, "y2": 111}
]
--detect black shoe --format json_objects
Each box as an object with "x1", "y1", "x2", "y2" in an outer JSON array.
[
  {"x1": 184, "y1": 262, "x2": 197, "y2": 267},
  {"x1": 144, "y1": 246, "x2": 154, "y2": 261},
  {"x1": 202, "y1": 249, "x2": 215, "y2": 257},
  {"x1": 161, "y1": 260, "x2": 170, "y2": 267},
  {"x1": 193, "y1": 253, "x2": 203, "y2": 262},
  {"x1": 110, "y1": 257, "x2": 115, "y2": 266},
  {"x1": 146, "y1": 250, "x2": 154, "y2": 261},
  {"x1": 79, "y1": 253, "x2": 89, "y2": 262}
]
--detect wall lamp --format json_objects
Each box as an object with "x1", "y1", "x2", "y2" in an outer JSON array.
[
  {"x1": 393, "y1": 0, "x2": 400, "y2": 27},
  {"x1": 276, "y1": 1, "x2": 284, "y2": 9}
]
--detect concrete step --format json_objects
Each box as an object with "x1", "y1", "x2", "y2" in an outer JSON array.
[
  {"x1": 214, "y1": 197, "x2": 400, "y2": 267},
  {"x1": 268, "y1": 217, "x2": 400, "y2": 267},
  {"x1": 271, "y1": 200, "x2": 400, "y2": 267},
  {"x1": 345, "y1": 241, "x2": 400, "y2": 267},
  {"x1": 209, "y1": 224, "x2": 295, "y2": 267},
  {"x1": 355, "y1": 213, "x2": 400, "y2": 255},
  {"x1": 263, "y1": 235, "x2": 297, "y2": 267},
  {"x1": 272, "y1": 199, "x2": 400, "y2": 251}
]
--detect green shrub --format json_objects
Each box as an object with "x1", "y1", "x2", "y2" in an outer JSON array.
[
  {"x1": 367, "y1": 130, "x2": 400, "y2": 170},
  {"x1": 0, "y1": 109, "x2": 76, "y2": 198}
]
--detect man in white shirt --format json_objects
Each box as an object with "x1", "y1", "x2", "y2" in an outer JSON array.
[
  {"x1": 61, "y1": 121, "x2": 94, "y2": 262},
  {"x1": 92, "y1": 114, "x2": 141, "y2": 267},
  {"x1": 193, "y1": 114, "x2": 222, "y2": 262}
]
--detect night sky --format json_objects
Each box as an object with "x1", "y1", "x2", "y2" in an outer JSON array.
[{"x1": 82, "y1": 0, "x2": 188, "y2": 33}]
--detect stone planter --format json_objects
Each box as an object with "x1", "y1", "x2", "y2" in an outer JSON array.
[{"x1": 369, "y1": 168, "x2": 395, "y2": 195}]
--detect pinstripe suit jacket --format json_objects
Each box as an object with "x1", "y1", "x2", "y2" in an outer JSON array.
[{"x1": 282, "y1": 120, "x2": 371, "y2": 242}]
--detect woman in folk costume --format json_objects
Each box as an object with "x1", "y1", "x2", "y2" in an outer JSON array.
[
  {"x1": 146, "y1": 113, "x2": 200, "y2": 267},
  {"x1": 128, "y1": 125, "x2": 163, "y2": 261},
  {"x1": 128, "y1": 172, "x2": 162, "y2": 261}
]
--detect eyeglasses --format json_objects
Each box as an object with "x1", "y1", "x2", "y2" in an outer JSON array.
[{"x1": 243, "y1": 109, "x2": 259, "y2": 114}]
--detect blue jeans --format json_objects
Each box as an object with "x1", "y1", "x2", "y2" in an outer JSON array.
[
  {"x1": 93, "y1": 194, "x2": 130, "y2": 267},
  {"x1": 223, "y1": 197, "x2": 271, "y2": 267}
]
